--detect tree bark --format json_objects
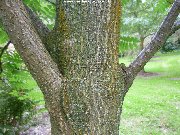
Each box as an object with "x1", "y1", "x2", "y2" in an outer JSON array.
[
  {"x1": 0, "y1": 0, "x2": 123, "y2": 134},
  {"x1": 0, "y1": 0, "x2": 179, "y2": 134},
  {"x1": 48, "y1": 1, "x2": 124, "y2": 134},
  {"x1": 0, "y1": 1, "x2": 73, "y2": 134}
]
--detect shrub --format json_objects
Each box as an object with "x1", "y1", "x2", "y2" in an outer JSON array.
[
  {"x1": 161, "y1": 40, "x2": 180, "y2": 53},
  {"x1": 0, "y1": 51, "x2": 38, "y2": 134}
]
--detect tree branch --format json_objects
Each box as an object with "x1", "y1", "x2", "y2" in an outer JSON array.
[
  {"x1": 0, "y1": 41, "x2": 11, "y2": 74},
  {"x1": 24, "y1": 4, "x2": 50, "y2": 40},
  {"x1": 0, "y1": 41, "x2": 11, "y2": 58},
  {"x1": 0, "y1": 0, "x2": 72, "y2": 133},
  {"x1": 122, "y1": 0, "x2": 180, "y2": 92}
]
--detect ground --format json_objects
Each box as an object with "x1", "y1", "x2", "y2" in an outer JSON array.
[{"x1": 20, "y1": 112, "x2": 50, "y2": 135}]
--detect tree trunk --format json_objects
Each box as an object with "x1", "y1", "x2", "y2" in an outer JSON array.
[
  {"x1": 0, "y1": 0, "x2": 124, "y2": 134},
  {"x1": 0, "y1": 0, "x2": 179, "y2": 134},
  {"x1": 46, "y1": 1, "x2": 124, "y2": 134}
]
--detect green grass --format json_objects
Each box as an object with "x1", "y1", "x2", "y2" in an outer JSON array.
[{"x1": 119, "y1": 51, "x2": 180, "y2": 135}]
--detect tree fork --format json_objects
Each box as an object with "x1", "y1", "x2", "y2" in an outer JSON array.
[{"x1": 0, "y1": 0, "x2": 73, "y2": 134}]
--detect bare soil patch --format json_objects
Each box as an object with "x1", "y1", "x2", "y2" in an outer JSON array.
[{"x1": 20, "y1": 112, "x2": 51, "y2": 135}]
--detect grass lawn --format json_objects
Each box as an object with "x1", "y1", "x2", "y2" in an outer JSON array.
[{"x1": 119, "y1": 51, "x2": 180, "y2": 135}]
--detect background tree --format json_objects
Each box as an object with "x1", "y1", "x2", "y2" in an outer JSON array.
[
  {"x1": 0, "y1": 0, "x2": 179, "y2": 134},
  {"x1": 122, "y1": 0, "x2": 166, "y2": 47},
  {"x1": 121, "y1": 0, "x2": 172, "y2": 72}
]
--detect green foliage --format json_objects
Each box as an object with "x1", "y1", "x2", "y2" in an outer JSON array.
[
  {"x1": 122, "y1": 0, "x2": 130, "y2": 6},
  {"x1": 161, "y1": 40, "x2": 180, "y2": 53},
  {"x1": 119, "y1": 36, "x2": 139, "y2": 55},
  {"x1": 122, "y1": 0, "x2": 168, "y2": 36},
  {"x1": 0, "y1": 0, "x2": 56, "y2": 45},
  {"x1": 120, "y1": 0, "x2": 170, "y2": 55},
  {"x1": 0, "y1": 28, "x2": 8, "y2": 45},
  {"x1": 0, "y1": 90, "x2": 34, "y2": 134},
  {"x1": 155, "y1": 0, "x2": 172, "y2": 12},
  {"x1": 0, "y1": 51, "x2": 40, "y2": 134},
  {"x1": 23, "y1": 0, "x2": 55, "y2": 29}
]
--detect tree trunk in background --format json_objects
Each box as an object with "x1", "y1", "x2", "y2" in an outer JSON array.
[
  {"x1": 140, "y1": 37, "x2": 145, "y2": 51},
  {"x1": 139, "y1": 37, "x2": 146, "y2": 73},
  {"x1": 1, "y1": 0, "x2": 179, "y2": 134}
]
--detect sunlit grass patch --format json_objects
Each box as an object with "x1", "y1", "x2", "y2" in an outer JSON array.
[{"x1": 119, "y1": 51, "x2": 180, "y2": 135}]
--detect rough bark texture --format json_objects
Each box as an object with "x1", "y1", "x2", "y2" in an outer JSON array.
[
  {"x1": 0, "y1": 0, "x2": 123, "y2": 134},
  {"x1": 48, "y1": 1, "x2": 124, "y2": 134},
  {"x1": 0, "y1": 1, "x2": 73, "y2": 134},
  {"x1": 24, "y1": 5, "x2": 51, "y2": 41},
  {"x1": 0, "y1": 0, "x2": 179, "y2": 134}
]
